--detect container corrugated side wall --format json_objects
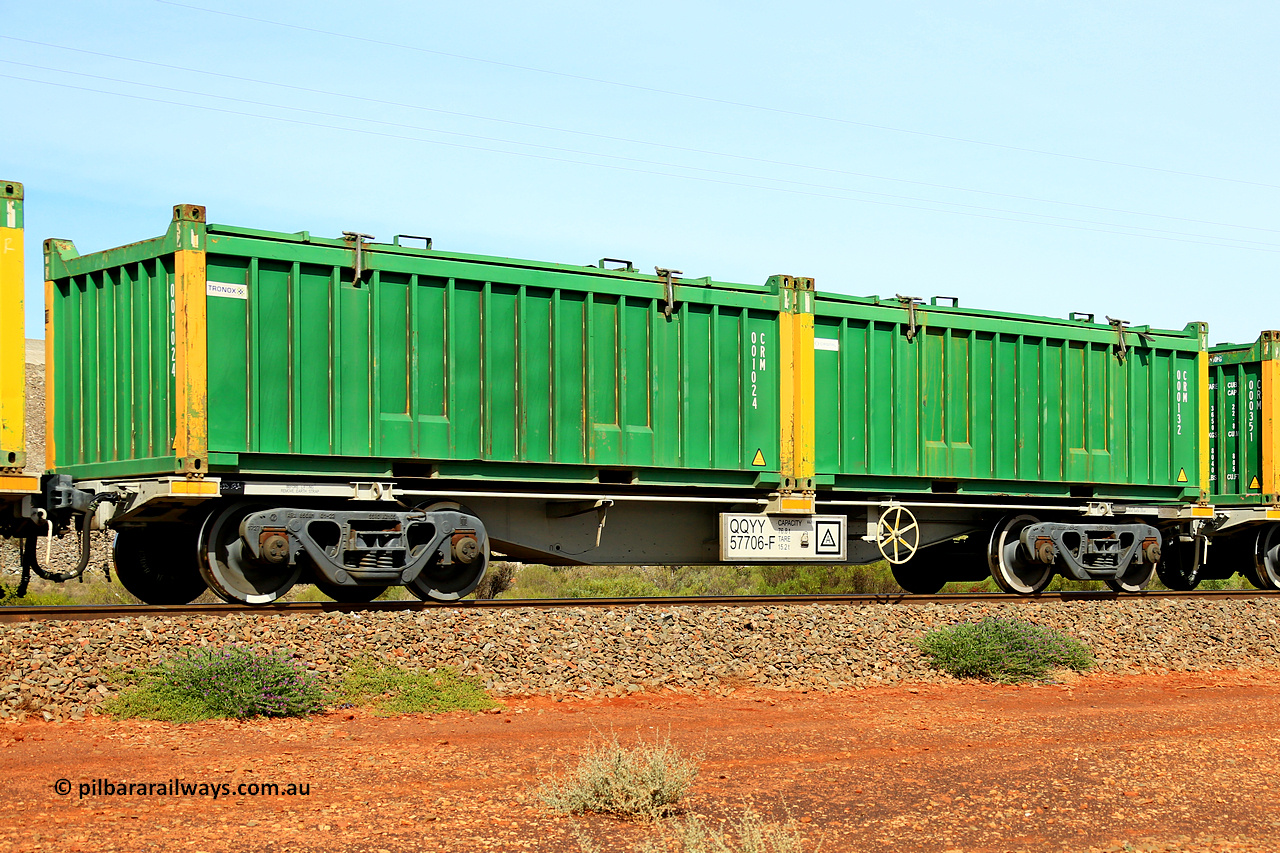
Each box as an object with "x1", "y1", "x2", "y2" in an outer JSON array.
[
  {"x1": 46, "y1": 213, "x2": 784, "y2": 487},
  {"x1": 202, "y1": 230, "x2": 782, "y2": 486},
  {"x1": 813, "y1": 296, "x2": 1205, "y2": 501},
  {"x1": 1209, "y1": 332, "x2": 1280, "y2": 505},
  {"x1": 46, "y1": 237, "x2": 180, "y2": 477}
]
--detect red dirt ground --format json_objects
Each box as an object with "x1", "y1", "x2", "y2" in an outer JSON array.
[{"x1": 2, "y1": 671, "x2": 1278, "y2": 852}]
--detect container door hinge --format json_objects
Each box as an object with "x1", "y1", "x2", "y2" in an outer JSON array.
[
  {"x1": 896, "y1": 294, "x2": 922, "y2": 342},
  {"x1": 655, "y1": 267, "x2": 682, "y2": 321},
  {"x1": 343, "y1": 231, "x2": 376, "y2": 285}
]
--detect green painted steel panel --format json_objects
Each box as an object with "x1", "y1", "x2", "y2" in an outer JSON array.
[
  {"x1": 201, "y1": 250, "x2": 781, "y2": 484},
  {"x1": 1208, "y1": 335, "x2": 1275, "y2": 504},
  {"x1": 814, "y1": 295, "x2": 1204, "y2": 500},
  {"x1": 48, "y1": 246, "x2": 177, "y2": 473},
  {"x1": 47, "y1": 214, "x2": 783, "y2": 487}
]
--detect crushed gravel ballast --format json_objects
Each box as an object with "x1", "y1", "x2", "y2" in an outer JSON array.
[{"x1": 3, "y1": 598, "x2": 1279, "y2": 720}]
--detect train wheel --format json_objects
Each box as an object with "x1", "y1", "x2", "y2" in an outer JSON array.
[
  {"x1": 406, "y1": 502, "x2": 489, "y2": 602},
  {"x1": 113, "y1": 526, "x2": 208, "y2": 605},
  {"x1": 987, "y1": 515, "x2": 1053, "y2": 595},
  {"x1": 889, "y1": 537, "x2": 984, "y2": 594},
  {"x1": 1248, "y1": 525, "x2": 1280, "y2": 591},
  {"x1": 314, "y1": 581, "x2": 389, "y2": 603},
  {"x1": 406, "y1": 547, "x2": 489, "y2": 602},
  {"x1": 1201, "y1": 534, "x2": 1250, "y2": 582},
  {"x1": 890, "y1": 558, "x2": 946, "y2": 594},
  {"x1": 1156, "y1": 531, "x2": 1201, "y2": 590},
  {"x1": 1105, "y1": 560, "x2": 1156, "y2": 594},
  {"x1": 198, "y1": 502, "x2": 302, "y2": 605}
]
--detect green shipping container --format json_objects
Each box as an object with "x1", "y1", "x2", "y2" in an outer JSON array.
[
  {"x1": 45, "y1": 206, "x2": 784, "y2": 488},
  {"x1": 1208, "y1": 332, "x2": 1280, "y2": 505},
  {"x1": 813, "y1": 295, "x2": 1206, "y2": 501}
]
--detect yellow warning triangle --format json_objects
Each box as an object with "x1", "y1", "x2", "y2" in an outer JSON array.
[
  {"x1": 1251, "y1": 475, "x2": 1261, "y2": 489},
  {"x1": 1176, "y1": 468, "x2": 1188, "y2": 483},
  {"x1": 751, "y1": 448, "x2": 766, "y2": 467}
]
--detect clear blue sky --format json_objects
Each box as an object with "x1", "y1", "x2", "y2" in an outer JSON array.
[{"x1": 5, "y1": 0, "x2": 1277, "y2": 344}]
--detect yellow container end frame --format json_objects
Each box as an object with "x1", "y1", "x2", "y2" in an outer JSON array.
[{"x1": 0, "y1": 180, "x2": 24, "y2": 471}]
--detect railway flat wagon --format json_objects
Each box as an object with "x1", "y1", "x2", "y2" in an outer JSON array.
[{"x1": 26, "y1": 199, "x2": 1227, "y2": 604}]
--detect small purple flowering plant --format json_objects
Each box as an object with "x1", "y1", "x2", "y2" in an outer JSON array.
[{"x1": 106, "y1": 646, "x2": 326, "y2": 721}]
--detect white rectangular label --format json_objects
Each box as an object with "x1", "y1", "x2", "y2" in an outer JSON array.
[
  {"x1": 814, "y1": 337, "x2": 839, "y2": 352},
  {"x1": 206, "y1": 281, "x2": 248, "y2": 299},
  {"x1": 720, "y1": 514, "x2": 846, "y2": 561}
]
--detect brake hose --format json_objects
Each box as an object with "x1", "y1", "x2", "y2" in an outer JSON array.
[{"x1": 21, "y1": 493, "x2": 120, "y2": 583}]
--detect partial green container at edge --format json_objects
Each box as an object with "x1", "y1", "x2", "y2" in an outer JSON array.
[
  {"x1": 45, "y1": 210, "x2": 783, "y2": 488},
  {"x1": 1208, "y1": 332, "x2": 1280, "y2": 505}
]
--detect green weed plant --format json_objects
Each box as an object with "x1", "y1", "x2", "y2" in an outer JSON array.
[
  {"x1": 331, "y1": 659, "x2": 496, "y2": 716},
  {"x1": 103, "y1": 646, "x2": 325, "y2": 722},
  {"x1": 917, "y1": 617, "x2": 1093, "y2": 683}
]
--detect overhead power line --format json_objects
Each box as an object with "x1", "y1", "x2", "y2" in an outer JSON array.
[
  {"x1": 4, "y1": 71, "x2": 1277, "y2": 256},
  {"x1": 6, "y1": 58, "x2": 1278, "y2": 249},
  {"x1": 155, "y1": 0, "x2": 1280, "y2": 192},
  {"x1": 5, "y1": 36, "x2": 1277, "y2": 239}
]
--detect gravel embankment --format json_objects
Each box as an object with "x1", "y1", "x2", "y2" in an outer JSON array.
[
  {"x1": 23, "y1": 357, "x2": 44, "y2": 475},
  {"x1": 3, "y1": 598, "x2": 1279, "y2": 720}
]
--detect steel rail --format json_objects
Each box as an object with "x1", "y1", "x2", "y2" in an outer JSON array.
[{"x1": 1, "y1": 588, "x2": 1277, "y2": 623}]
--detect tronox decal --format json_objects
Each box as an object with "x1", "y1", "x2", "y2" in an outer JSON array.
[{"x1": 207, "y1": 281, "x2": 248, "y2": 299}]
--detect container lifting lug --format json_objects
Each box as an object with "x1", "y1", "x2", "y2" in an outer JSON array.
[
  {"x1": 343, "y1": 231, "x2": 376, "y2": 285},
  {"x1": 655, "y1": 267, "x2": 682, "y2": 321},
  {"x1": 896, "y1": 294, "x2": 922, "y2": 342}
]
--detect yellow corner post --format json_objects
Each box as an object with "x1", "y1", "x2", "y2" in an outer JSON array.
[
  {"x1": 172, "y1": 204, "x2": 209, "y2": 476},
  {"x1": 1197, "y1": 323, "x2": 1210, "y2": 502},
  {"x1": 792, "y1": 277, "x2": 816, "y2": 489},
  {"x1": 1261, "y1": 331, "x2": 1280, "y2": 504},
  {"x1": 777, "y1": 276, "x2": 816, "y2": 492},
  {"x1": 0, "y1": 181, "x2": 24, "y2": 471},
  {"x1": 43, "y1": 274, "x2": 55, "y2": 471}
]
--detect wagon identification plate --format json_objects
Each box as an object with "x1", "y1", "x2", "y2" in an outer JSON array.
[{"x1": 719, "y1": 514, "x2": 846, "y2": 561}]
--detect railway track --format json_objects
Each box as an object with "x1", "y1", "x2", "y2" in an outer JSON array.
[{"x1": 2, "y1": 588, "x2": 1277, "y2": 623}]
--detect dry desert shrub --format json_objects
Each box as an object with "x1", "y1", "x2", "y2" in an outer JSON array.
[
  {"x1": 574, "y1": 807, "x2": 808, "y2": 853},
  {"x1": 539, "y1": 732, "x2": 699, "y2": 821}
]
